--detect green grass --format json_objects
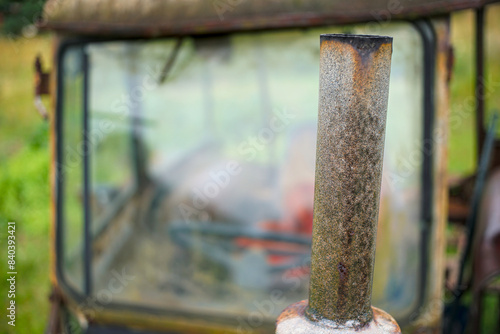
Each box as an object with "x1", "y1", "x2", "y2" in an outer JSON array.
[
  {"x1": 449, "y1": 10, "x2": 478, "y2": 176},
  {"x1": 449, "y1": 5, "x2": 500, "y2": 176},
  {"x1": 0, "y1": 34, "x2": 52, "y2": 159},
  {"x1": 0, "y1": 34, "x2": 52, "y2": 334},
  {"x1": 1, "y1": 6, "x2": 500, "y2": 332}
]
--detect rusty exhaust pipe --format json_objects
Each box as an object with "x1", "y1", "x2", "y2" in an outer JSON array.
[{"x1": 275, "y1": 34, "x2": 400, "y2": 333}]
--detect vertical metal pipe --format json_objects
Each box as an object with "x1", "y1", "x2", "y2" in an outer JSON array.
[
  {"x1": 307, "y1": 33, "x2": 392, "y2": 325},
  {"x1": 276, "y1": 34, "x2": 399, "y2": 333}
]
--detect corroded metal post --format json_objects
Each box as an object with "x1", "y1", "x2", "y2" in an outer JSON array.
[{"x1": 276, "y1": 34, "x2": 400, "y2": 333}]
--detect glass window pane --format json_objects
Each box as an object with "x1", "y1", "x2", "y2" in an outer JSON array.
[
  {"x1": 60, "y1": 22, "x2": 425, "y2": 326},
  {"x1": 61, "y1": 45, "x2": 85, "y2": 292},
  {"x1": 87, "y1": 44, "x2": 136, "y2": 232}
]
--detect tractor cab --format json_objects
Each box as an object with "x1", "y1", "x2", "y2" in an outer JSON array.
[{"x1": 38, "y1": 0, "x2": 500, "y2": 333}]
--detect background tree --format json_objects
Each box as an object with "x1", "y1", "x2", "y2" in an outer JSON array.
[{"x1": 0, "y1": 0, "x2": 46, "y2": 36}]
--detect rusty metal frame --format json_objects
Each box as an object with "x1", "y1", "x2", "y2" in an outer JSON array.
[
  {"x1": 41, "y1": 0, "x2": 500, "y2": 39},
  {"x1": 82, "y1": 49, "x2": 92, "y2": 297},
  {"x1": 55, "y1": 39, "x2": 86, "y2": 305},
  {"x1": 401, "y1": 18, "x2": 436, "y2": 328},
  {"x1": 475, "y1": 7, "x2": 486, "y2": 161}
]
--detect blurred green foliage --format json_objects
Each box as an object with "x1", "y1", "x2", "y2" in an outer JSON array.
[
  {"x1": 0, "y1": 123, "x2": 51, "y2": 334},
  {"x1": 0, "y1": 0, "x2": 46, "y2": 36}
]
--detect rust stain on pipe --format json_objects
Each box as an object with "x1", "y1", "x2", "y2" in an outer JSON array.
[{"x1": 276, "y1": 34, "x2": 399, "y2": 333}]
